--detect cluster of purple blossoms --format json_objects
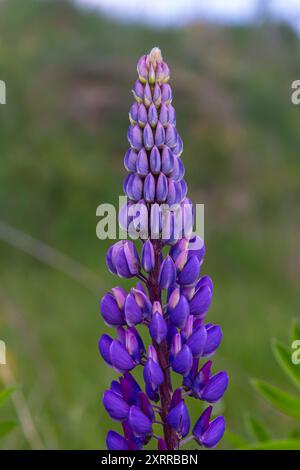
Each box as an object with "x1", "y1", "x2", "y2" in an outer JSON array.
[{"x1": 98, "y1": 48, "x2": 228, "y2": 450}]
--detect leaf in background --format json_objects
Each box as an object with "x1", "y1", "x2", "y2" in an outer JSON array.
[
  {"x1": 224, "y1": 430, "x2": 248, "y2": 449},
  {"x1": 0, "y1": 420, "x2": 17, "y2": 439},
  {"x1": 0, "y1": 387, "x2": 15, "y2": 408},
  {"x1": 251, "y1": 379, "x2": 300, "y2": 420},
  {"x1": 240, "y1": 439, "x2": 300, "y2": 450},
  {"x1": 272, "y1": 338, "x2": 300, "y2": 391},
  {"x1": 291, "y1": 318, "x2": 300, "y2": 343},
  {"x1": 244, "y1": 413, "x2": 270, "y2": 442}
]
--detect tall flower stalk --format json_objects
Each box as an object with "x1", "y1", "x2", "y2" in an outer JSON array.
[{"x1": 98, "y1": 48, "x2": 228, "y2": 450}]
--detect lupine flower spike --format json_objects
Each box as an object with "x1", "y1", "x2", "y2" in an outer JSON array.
[{"x1": 99, "y1": 47, "x2": 228, "y2": 450}]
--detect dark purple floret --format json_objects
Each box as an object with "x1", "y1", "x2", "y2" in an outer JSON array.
[{"x1": 99, "y1": 47, "x2": 228, "y2": 450}]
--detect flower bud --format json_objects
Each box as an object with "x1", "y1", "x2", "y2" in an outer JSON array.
[
  {"x1": 136, "y1": 148, "x2": 149, "y2": 176},
  {"x1": 168, "y1": 103, "x2": 176, "y2": 125},
  {"x1": 187, "y1": 325, "x2": 207, "y2": 357},
  {"x1": 159, "y1": 103, "x2": 169, "y2": 127},
  {"x1": 149, "y1": 146, "x2": 161, "y2": 174},
  {"x1": 193, "y1": 406, "x2": 225, "y2": 449},
  {"x1": 201, "y1": 371, "x2": 229, "y2": 403},
  {"x1": 177, "y1": 255, "x2": 201, "y2": 286},
  {"x1": 167, "y1": 399, "x2": 190, "y2": 438},
  {"x1": 141, "y1": 239, "x2": 155, "y2": 272},
  {"x1": 132, "y1": 79, "x2": 144, "y2": 103},
  {"x1": 173, "y1": 133, "x2": 183, "y2": 157},
  {"x1": 156, "y1": 172, "x2": 168, "y2": 202},
  {"x1": 106, "y1": 430, "x2": 129, "y2": 451},
  {"x1": 166, "y1": 124, "x2": 177, "y2": 149},
  {"x1": 144, "y1": 82, "x2": 152, "y2": 107},
  {"x1": 125, "y1": 292, "x2": 142, "y2": 326},
  {"x1": 110, "y1": 339, "x2": 135, "y2": 372},
  {"x1": 137, "y1": 55, "x2": 147, "y2": 83},
  {"x1": 189, "y1": 283, "x2": 212, "y2": 318},
  {"x1": 155, "y1": 121, "x2": 165, "y2": 148},
  {"x1": 100, "y1": 292, "x2": 124, "y2": 326},
  {"x1": 143, "y1": 123, "x2": 154, "y2": 150},
  {"x1": 161, "y1": 83, "x2": 172, "y2": 104},
  {"x1": 168, "y1": 291, "x2": 189, "y2": 328},
  {"x1": 148, "y1": 103, "x2": 158, "y2": 128},
  {"x1": 153, "y1": 83, "x2": 161, "y2": 107},
  {"x1": 98, "y1": 334, "x2": 113, "y2": 365},
  {"x1": 128, "y1": 405, "x2": 152, "y2": 438},
  {"x1": 158, "y1": 256, "x2": 176, "y2": 289},
  {"x1": 161, "y1": 145, "x2": 175, "y2": 175},
  {"x1": 203, "y1": 324, "x2": 222, "y2": 356},
  {"x1": 148, "y1": 62, "x2": 155, "y2": 85},
  {"x1": 172, "y1": 344, "x2": 193, "y2": 377},
  {"x1": 103, "y1": 390, "x2": 129, "y2": 421},
  {"x1": 144, "y1": 173, "x2": 156, "y2": 202},
  {"x1": 128, "y1": 124, "x2": 143, "y2": 150},
  {"x1": 149, "y1": 311, "x2": 167, "y2": 345},
  {"x1": 124, "y1": 148, "x2": 137, "y2": 172},
  {"x1": 129, "y1": 102, "x2": 139, "y2": 125},
  {"x1": 138, "y1": 103, "x2": 148, "y2": 128}
]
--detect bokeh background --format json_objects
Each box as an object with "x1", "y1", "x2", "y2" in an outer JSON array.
[{"x1": 0, "y1": 0, "x2": 300, "y2": 449}]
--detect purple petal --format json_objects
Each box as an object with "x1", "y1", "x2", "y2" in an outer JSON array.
[
  {"x1": 155, "y1": 121, "x2": 165, "y2": 148},
  {"x1": 149, "y1": 146, "x2": 161, "y2": 174},
  {"x1": 144, "y1": 173, "x2": 156, "y2": 202},
  {"x1": 138, "y1": 103, "x2": 148, "y2": 128},
  {"x1": 141, "y1": 239, "x2": 155, "y2": 273},
  {"x1": 98, "y1": 334, "x2": 113, "y2": 365},
  {"x1": 189, "y1": 285, "x2": 212, "y2": 318},
  {"x1": 100, "y1": 292, "x2": 124, "y2": 326},
  {"x1": 169, "y1": 294, "x2": 190, "y2": 329},
  {"x1": 166, "y1": 124, "x2": 177, "y2": 149},
  {"x1": 149, "y1": 312, "x2": 168, "y2": 344},
  {"x1": 187, "y1": 325, "x2": 207, "y2": 357},
  {"x1": 103, "y1": 390, "x2": 130, "y2": 421},
  {"x1": 172, "y1": 344, "x2": 193, "y2": 377},
  {"x1": 167, "y1": 400, "x2": 190, "y2": 437},
  {"x1": 106, "y1": 430, "x2": 129, "y2": 450},
  {"x1": 161, "y1": 145, "x2": 175, "y2": 175},
  {"x1": 203, "y1": 324, "x2": 222, "y2": 356},
  {"x1": 143, "y1": 358, "x2": 164, "y2": 390},
  {"x1": 136, "y1": 148, "x2": 149, "y2": 176},
  {"x1": 143, "y1": 123, "x2": 154, "y2": 150},
  {"x1": 148, "y1": 103, "x2": 158, "y2": 127},
  {"x1": 200, "y1": 416, "x2": 226, "y2": 448},
  {"x1": 110, "y1": 340, "x2": 135, "y2": 372},
  {"x1": 192, "y1": 406, "x2": 213, "y2": 439},
  {"x1": 156, "y1": 172, "x2": 168, "y2": 202},
  {"x1": 128, "y1": 124, "x2": 143, "y2": 150},
  {"x1": 201, "y1": 371, "x2": 229, "y2": 403},
  {"x1": 132, "y1": 79, "x2": 144, "y2": 103},
  {"x1": 158, "y1": 256, "x2": 176, "y2": 289},
  {"x1": 125, "y1": 294, "x2": 143, "y2": 326},
  {"x1": 177, "y1": 255, "x2": 201, "y2": 286},
  {"x1": 129, "y1": 102, "x2": 139, "y2": 125},
  {"x1": 128, "y1": 405, "x2": 152, "y2": 437}
]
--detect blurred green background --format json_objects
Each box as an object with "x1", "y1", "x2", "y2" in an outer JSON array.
[{"x1": 0, "y1": 0, "x2": 300, "y2": 449}]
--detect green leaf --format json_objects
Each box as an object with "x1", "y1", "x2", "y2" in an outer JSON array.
[
  {"x1": 244, "y1": 413, "x2": 270, "y2": 442},
  {"x1": 251, "y1": 378, "x2": 300, "y2": 420},
  {"x1": 272, "y1": 338, "x2": 300, "y2": 391},
  {"x1": 291, "y1": 318, "x2": 300, "y2": 343},
  {"x1": 240, "y1": 439, "x2": 300, "y2": 450},
  {"x1": 0, "y1": 421, "x2": 17, "y2": 438},
  {"x1": 224, "y1": 430, "x2": 248, "y2": 449},
  {"x1": 0, "y1": 387, "x2": 15, "y2": 408}
]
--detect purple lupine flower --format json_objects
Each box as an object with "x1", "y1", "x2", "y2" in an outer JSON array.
[{"x1": 98, "y1": 47, "x2": 228, "y2": 450}]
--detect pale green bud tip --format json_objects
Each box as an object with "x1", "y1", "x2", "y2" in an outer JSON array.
[{"x1": 147, "y1": 47, "x2": 163, "y2": 67}]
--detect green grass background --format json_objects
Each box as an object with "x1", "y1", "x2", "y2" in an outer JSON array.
[{"x1": 0, "y1": 0, "x2": 300, "y2": 449}]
